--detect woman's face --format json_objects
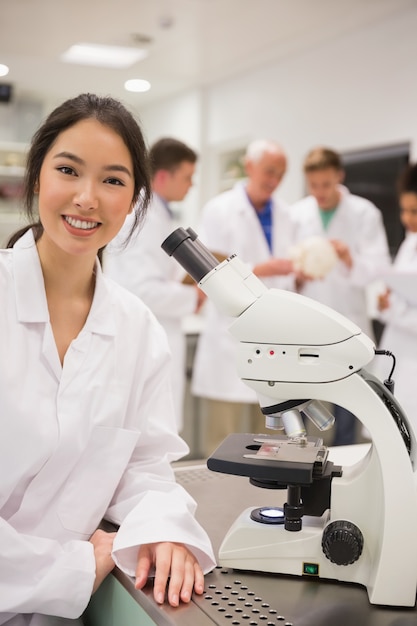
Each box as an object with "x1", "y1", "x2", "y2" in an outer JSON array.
[
  {"x1": 400, "y1": 192, "x2": 417, "y2": 233},
  {"x1": 37, "y1": 118, "x2": 135, "y2": 259}
]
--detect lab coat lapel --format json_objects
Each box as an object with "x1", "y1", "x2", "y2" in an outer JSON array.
[
  {"x1": 326, "y1": 185, "x2": 352, "y2": 237},
  {"x1": 13, "y1": 231, "x2": 49, "y2": 324},
  {"x1": 13, "y1": 231, "x2": 63, "y2": 380},
  {"x1": 238, "y1": 185, "x2": 271, "y2": 259},
  {"x1": 59, "y1": 263, "x2": 116, "y2": 393}
]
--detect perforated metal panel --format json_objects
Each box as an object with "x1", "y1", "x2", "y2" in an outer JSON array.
[
  {"x1": 175, "y1": 465, "x2": 295, "y2": 624},
  {"x1": 194, "y1": 566, "x2": 294, "y2": 626}
]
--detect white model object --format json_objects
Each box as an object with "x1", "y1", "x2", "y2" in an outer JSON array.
[
  {"x1": 289, "y1": 235, "x2": 338, "y2": 278},
  {"x1": 162, "y1": 227, "x2": 417, "y2": 607}
]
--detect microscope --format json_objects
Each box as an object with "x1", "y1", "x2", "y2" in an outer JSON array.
[{"x1": 162, "y1": 227, "x2": 417, "y2": 607}]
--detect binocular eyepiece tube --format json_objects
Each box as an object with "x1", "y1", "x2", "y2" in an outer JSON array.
[{"x1": 161, "y1": 227, "x2": 219, "y2": 284}]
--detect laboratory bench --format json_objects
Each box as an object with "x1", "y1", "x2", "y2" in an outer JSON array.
[{"x1": 85, "y1": 445, "x2": 417, "y2": 626}]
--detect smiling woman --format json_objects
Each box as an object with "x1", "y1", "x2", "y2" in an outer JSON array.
[
  {"x1": 0, "y1": 93, "x2": 216, "y2": 625},
  {"x1": 36, "y1": 118, "x2": 136, "y2": 261}
]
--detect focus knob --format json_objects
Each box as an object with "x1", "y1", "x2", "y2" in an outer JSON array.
[{"x1": 322, "y1": 520, "x2": 364, "y2": 566}]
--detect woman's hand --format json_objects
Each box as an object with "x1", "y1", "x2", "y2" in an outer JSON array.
[
  {"x1": 89, "y1": 529, "x2": 117, "y2": 593},
  {"x1": 134, "y1": 542, "x2": 204, "y2": 607}
]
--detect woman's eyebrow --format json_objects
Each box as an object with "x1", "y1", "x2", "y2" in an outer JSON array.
[
  {"x1": 53, "y1": 151, "x2": 132, "y2": 177},
  {"x1": 104, "y1": 163, "x2": 132, "y2": 177},
  {"x1": 53, "y1": 150, "x2": 84, "y2": 165}
]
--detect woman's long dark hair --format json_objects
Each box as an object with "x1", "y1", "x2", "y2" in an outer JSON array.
[{"x1": 7, "y1": 93, "x2": 152, "y2": 261}]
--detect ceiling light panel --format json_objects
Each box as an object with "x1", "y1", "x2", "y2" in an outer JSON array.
[
  {"x1": 124, "y1": 79, "x2": 151, "y2": 92},
  {"x1": 61, "y1": 44, "x2": 148, "y2": 69}
]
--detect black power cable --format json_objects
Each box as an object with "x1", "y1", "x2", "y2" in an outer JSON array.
[
  {"x1": 373, "y1": 349, "x2": 411, "y2": 452},
  {"x1": 374, "y1": 349, "x2": 396, "y2": 393}
]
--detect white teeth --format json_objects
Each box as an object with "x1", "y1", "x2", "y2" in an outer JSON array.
[{"x1": 64, "y1": 216, "x2": 99, "y2": 230}]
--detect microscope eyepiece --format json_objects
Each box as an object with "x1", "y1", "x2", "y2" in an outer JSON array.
[{"x1": 161, "y1": 227, "x2": 219, "y2": 283}]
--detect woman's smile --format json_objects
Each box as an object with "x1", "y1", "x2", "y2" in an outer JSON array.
[{"x1": 62, "y1": 214, "x2": 101, "y2": 234}]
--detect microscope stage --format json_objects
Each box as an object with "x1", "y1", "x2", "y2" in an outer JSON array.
[{"x1": 207, "y1": 433, "x2": 341, "y2": 486}]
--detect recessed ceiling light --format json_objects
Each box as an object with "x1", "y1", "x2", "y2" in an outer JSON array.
[
  {"x1": 124, "y1": 79, "x2": 151, "y2": 93},
  {"x1": 0, "y1": 64, "x2": 10, "y2": 77},
  {"x1": 61, "y1": 44, "x2": 148, "y2": 69}
]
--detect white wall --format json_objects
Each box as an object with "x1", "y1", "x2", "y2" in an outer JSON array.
[
  {"x1": 3, "y1": 5, "x2": 417, "y2": 227},
  {"x1": 138, "y1": 89, "x2": 203, "y2": 227},
  {"x1": 138, "y1": 3, "x2": 417, "y2": 220}
]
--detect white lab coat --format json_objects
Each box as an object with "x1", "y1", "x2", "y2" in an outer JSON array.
[
  {"x1": 105, "y1": 194, "x2": 198, "y2": 430},
  {"x1": 374, "y1": 231, "x2": 417, "y2": 429},
  {"x1": 290, "y1": 185, "x2": 391, "y2": 338},
  {"x1": 191, "y1": 182, "x2": 296, "y2": 403},
  {"x1": 0, "y1": 231, "x2": 215, "y2": 626}
]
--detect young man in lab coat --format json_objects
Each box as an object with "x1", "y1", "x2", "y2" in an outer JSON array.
[
  {"x1": 291, "y1": 146, "x2": 391, "y2": 445},
  {"x1": 106, "y1": 138, "x2": 204, "y2": 431},
  {"x1": 192, "y1": 140, "x2": 297, "y2": 457}
]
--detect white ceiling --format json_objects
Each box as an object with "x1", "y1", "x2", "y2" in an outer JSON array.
[{"x1": 0, "y1": 0, "x2": 416, "y2": 109}]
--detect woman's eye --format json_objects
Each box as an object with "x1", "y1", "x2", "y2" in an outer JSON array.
[
  {"x1": 106, "y1": 177, "x2": 125, "y2": 186},
  {"x1": 57, "y1": 165, "x2": 76, "y2": 176}
]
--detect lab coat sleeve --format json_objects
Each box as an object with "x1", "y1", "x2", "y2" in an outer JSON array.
[
  {"x1": 345, "y1": 207, "x2": 391, "y2": 287},
  {"x1": 0, "y1": 519, "x2": 95, "y2": 618},
  {"x1": 106, "y1": 328, "x2": 216, "y2": 575},
  {"x1": 197, "y1": 200, "x2": 233, "y2": 258},
  {"x1": 105, "y1": 221, "x2": 198, "y2": 320},
  {"x1": 378, "y1": 293, "x2": 417, "y2": 336}
]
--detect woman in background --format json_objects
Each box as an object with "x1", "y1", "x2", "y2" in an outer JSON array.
[
  {"x1": 0, "y1": 93, "x2": 215, "y2": 626},
  {"x1": 376, "y1": 162, "x2": 417, "y2": 430}
]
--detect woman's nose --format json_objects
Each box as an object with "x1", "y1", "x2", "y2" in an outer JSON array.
[{"x1": 74, "y1": 180, "x2": 99, "y2": 210}]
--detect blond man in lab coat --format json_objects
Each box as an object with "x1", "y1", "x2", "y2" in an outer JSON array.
[
  {"x1": 106, "y1": 138, "x2": 204, "y2": 431},
  {"x1": 192, "y1": 140, "x2": 297, "y2": 457},
  {"x1": 291, "y1": 147, "x2": 391, "y2": 445}
]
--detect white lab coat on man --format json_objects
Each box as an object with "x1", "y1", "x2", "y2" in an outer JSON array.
[
  {"x1": 0, "y1": 231, "x2": 215, "y2": 626},
  {"x1": 105, "y1": 194, "x2": 198, "y2": 430},
  {"x1": 374, "y1": 231, "x2": 417, "y2": 429},
  {"x1": 290, "y1": 185, "x2": 391, "y2": 338},
  {"x1": 191, "y1": 182, "x2": 296, "y2": 403}
]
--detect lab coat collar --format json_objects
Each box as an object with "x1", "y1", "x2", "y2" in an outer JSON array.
[
  {"x1": 233, "y1": 181, "x2": 256, "y2": 214},
  {"x1": 338, "y1": 184, "x2": 350, "y2": 197},
  {"x1": 154, "y1": 193, "x2": 173, "y2": 217},
  {"x1": 13, "y1": 229, "x2": 49, "y2": 323},
  {"x1": 84, "y1": 264, "x2": 117, "y2": 337},
  {"x1": 399, "y1": 231, "x2": 417, "y2": 259},
  {"x1": 404, "y1": 231, "x2": 417, "y2": 246},
  {"x1": 13, "y1": 229, "x2": 116, "y2": 336}
]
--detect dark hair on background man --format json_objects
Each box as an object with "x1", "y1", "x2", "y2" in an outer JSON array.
[{"x1": 149, "y1": 138, "x2": 197, "y2": 177}]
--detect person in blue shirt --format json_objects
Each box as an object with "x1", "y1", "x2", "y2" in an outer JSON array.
[{"x1": 192, "y1": 139, "x2": 297, "y2": 457}]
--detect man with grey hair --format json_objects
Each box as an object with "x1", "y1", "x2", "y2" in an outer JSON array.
[{"x1": 191, "y1": 139, "x2": 297, "y2": 456}]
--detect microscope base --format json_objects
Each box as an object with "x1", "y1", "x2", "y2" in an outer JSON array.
[
  {"x1": 219, "y1": 507, "x2": 329, "y2": 574},
  {"x1": 218, "y1": 506, "x2": 407, "y2": 606}
]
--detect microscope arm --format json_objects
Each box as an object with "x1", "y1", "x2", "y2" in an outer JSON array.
[{"x1": 162, "y1": 227, "x2": 375, "y2": 434}]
